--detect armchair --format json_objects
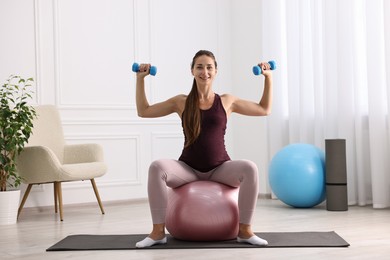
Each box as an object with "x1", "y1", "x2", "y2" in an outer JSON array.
[{"x1": 16, "y1": 105, "x2": 107, "y2": 221}]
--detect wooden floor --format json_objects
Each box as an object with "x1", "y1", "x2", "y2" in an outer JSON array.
[{"x1": 1, "y1": 198, "x2": 390, "y2": 260}]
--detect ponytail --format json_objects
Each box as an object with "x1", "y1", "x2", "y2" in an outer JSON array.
[{"x1": 182, "y1": 79, "x2": 201, "y2": 147}]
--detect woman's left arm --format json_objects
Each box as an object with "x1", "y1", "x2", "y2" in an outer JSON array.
[{"x1": 224, "y1": 63, "x2": 273, "y2": 117}]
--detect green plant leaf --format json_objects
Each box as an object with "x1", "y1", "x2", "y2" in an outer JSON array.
[{"x1": 0, "y1": 75, "x2": 36, "y2": 191}]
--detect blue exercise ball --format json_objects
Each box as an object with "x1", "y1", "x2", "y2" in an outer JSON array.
[{"x1": 269, "y1": 143, "x2": 326, "y2": 208}]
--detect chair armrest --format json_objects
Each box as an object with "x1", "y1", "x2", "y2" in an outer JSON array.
[
  {"x1": 16, "y1": 146, "x2": 62, "y2": 184},
  {"x1": 63, "y1": 143, "x2": 104, "y2": 164}
]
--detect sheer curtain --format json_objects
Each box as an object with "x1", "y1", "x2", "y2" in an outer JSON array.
[{"x1": 261, "y1": 0, "x2": 390, "y2": 208}]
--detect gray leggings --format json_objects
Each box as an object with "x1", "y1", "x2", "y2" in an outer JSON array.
[{"x1": 147, "y1": 159, "x2": 259, "y2": 224}]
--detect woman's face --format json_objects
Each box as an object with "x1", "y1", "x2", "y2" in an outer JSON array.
[{"x1": 191, "y1": 55, "x2": 217, "y2": 86}]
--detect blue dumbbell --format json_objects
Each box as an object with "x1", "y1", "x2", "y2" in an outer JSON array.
[
  {"x1": 253, "y1": 60, "x2": 276, "y2": 75},
  {"x1": 132, "y1": 62, "x2": 157, "y2": 76}
]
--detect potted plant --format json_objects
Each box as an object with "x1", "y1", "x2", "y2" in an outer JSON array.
[{"x1": 0, "y1": 75, "x2": 36, "y2": 225}]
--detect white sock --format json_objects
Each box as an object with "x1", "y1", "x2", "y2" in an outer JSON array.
[
  {"x1": 237, "y1": 235, "x2": 268, "y2": 246},
  {"x1": 135, "y1": 236, "x2": 167, "y2": 248}
]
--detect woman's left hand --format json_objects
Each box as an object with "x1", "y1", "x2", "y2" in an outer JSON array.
[{"x1": 258, "y1": 62, "x2": 272, "y2": 77}]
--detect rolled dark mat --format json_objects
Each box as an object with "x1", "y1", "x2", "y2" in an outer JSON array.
[
  {"x1": 326, "y1": 185, "x2": 348, "y2": 211},
  {"x1": 325, "y1": 139, "x2": 348, "y2": 211}
]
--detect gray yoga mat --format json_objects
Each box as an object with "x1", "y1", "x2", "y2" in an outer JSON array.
[{"x1": 46, "y1": 231, "x2": 349, "y2": 251}]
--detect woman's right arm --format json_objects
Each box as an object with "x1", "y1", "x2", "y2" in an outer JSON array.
[{"x1": 136, "y1": 64, "x2": 184, "y2": 118}]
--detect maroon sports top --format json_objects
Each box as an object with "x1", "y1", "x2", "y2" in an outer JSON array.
[{"x1": 179, "y1": 94, "x2": 231, "y2": 172}]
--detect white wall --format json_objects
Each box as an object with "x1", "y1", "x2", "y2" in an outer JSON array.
[
  {"x1": 1, "y1": 0, "x2": 271, "y2": 207},
  {"x1": 230, "y1": 0, "x2": 271, "y2": 193}
]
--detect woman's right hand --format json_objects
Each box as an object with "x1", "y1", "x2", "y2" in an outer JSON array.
[{"x1": 137, "y1": 63, "x2": 152, "y2": 79}]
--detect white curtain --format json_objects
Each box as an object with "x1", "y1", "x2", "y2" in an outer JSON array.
[{"x1": 261, "y1": 0, "x2": 390, "y2": 208}]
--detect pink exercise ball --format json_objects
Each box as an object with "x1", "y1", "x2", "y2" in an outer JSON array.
[{"x1": 165, "y1": 180, "x2": 239, "y2": 241}]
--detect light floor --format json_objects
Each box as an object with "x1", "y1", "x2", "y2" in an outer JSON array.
[{"x1": 1, "y1": 198, "x2": 390, "y2": 260}]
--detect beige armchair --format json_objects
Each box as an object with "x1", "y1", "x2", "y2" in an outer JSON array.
[{"x1": 16, "y1": 105, "x2": 107, "y2": 221}]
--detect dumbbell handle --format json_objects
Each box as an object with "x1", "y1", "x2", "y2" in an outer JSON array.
[
  {"x1": 132, "y1": 62, "x2": 157, "y2": 76},
  {"x1": 253, "y1": 60, "x2": 276, "y2": 75}
]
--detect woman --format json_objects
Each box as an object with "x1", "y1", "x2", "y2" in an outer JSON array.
[{"x1": 135, "y1": 50, "x2": 273, "y2": 248}]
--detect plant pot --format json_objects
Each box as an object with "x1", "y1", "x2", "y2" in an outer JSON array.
[{"x1": 0, "y1": 189, "x2": 21, "y2": 225}]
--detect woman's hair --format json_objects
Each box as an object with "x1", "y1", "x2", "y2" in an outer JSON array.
[{"x1": 182, "y1": 50, "x2": 217, "y2": 148}]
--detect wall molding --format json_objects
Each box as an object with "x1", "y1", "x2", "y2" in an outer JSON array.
[
  {"x1": 64, "y1": 133, "x2": 143, "y2": 187},
  {"x1": 151, "y1": 131, "x2": 184, "y2": 160},
  {"x1": 62, "y1": 118, "x2": 180, "y2": 126},
  {"x1": 58, "y1": 104, "x2": 137, "y2": 110},
  {"x1": 33, "y1": 0, "x2": 41, "y2": 104},
  {"x1": 151, "y1": 132, "x2": 183, "y2": 138},
  {"x1": 52, "y1": 0, "x2": 138, "y2": 109},
  {"x1": 62, "y1": 179, "x2": 141, "y2": 190}
]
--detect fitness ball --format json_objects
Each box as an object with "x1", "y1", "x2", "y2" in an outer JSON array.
[
  {"x1": 269, "y1": 143, "x2": 326, "y2": 208},
  {"x1": 165, "y1": 181, "x2": 239, "y2": 241}
]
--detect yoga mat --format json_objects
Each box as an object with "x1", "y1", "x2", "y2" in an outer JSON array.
[
  {"x1": 46, "y1": 231, "x2": 349, "y2": 251},
  {"x1": 325, "y1": 139, "x2": 348, "y2": 211}
]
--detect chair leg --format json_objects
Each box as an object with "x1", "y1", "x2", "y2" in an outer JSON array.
[
  {"x1": 17, "y1": 184, "x2": 33, "y2": 219},
  {"x1": 54, "y1": 182, "x2": 64, "y2": 221},
  {"x1": 54, "y1": 183, "x2": 58, "y2": 213},
  {"x1": 91, "y1": 179, "x2": 105, "y2": 214}
]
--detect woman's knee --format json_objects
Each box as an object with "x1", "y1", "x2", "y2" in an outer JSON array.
[
  {"x1": 239, "y1": 160, "x2": 259, "y2": 182},
  {"x1": 149, "y1": 159, "x2": 169, "y2": 179}
]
